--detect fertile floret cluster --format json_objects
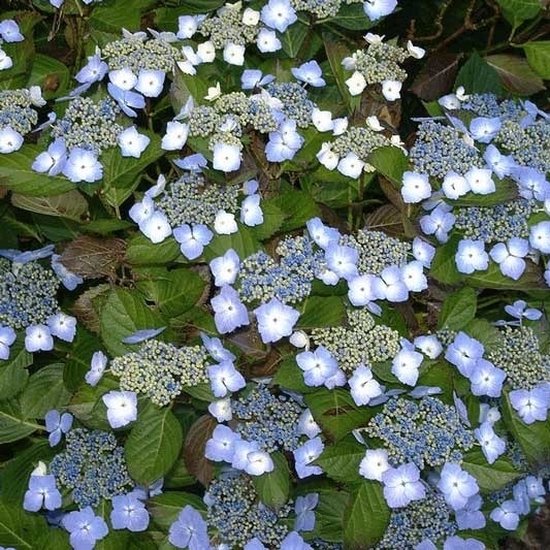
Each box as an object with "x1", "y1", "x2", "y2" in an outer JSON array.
[
  {"x1": 265, "y1": 82, "x2": 315, "y2": 128},
  {"x1": 232, "y1": 385, "x2": 302, "y2": 452},
  {"x1": 375, "y1": 491, "x2": 457, "y2": 549},
  {"x1": 49, "y1": 428, "x2": 133, "y2": 508},
  {"x1": 410, "y1": 120, "x2": 483, "y2": 178},
  {"x1": 110, "y1": 339, "x2": 210, "y2": 406},
  {"x1": 486, "y1": 326, "x2": 550, "y2": 390},
  {"x1": 0, "y1": 258, "x2": 60, "y2": 329},
  {"x1": 0, "y1": 88, "x2": 40, "y2": 135},
  {"x1": 366, "y1": 396, "x2": 475, "y2": 468},
  {"x1": 102, "y1": 35, "x2": 182, "y2": 72},
  {"x1": 198, "y1": 4, "x2": 259, "y2": 47},
  {"x1": 155, "y1": 172, "x2": 241, "y2": 228},
  {"x1": 311, "y1": 309, "x2": 400, "y2": 373},
  {"x1": 291, "y1": 0, "x2": 342, "y2": 18},
  {"x1": 237, "y1": 236, "x2": 325, "y2": 305},
  {"x1": 205, "y1": 473, "x2": 292, "y2": 547},
  {"x1": 51, "y1": 97, "x2": 122, "y2": 153},
  {"x1": 454, "y1": 199, "x2": 534, "y2": 244},
  {"x1": 340, "y1": 229, "x2": 410, "y2": 275}
]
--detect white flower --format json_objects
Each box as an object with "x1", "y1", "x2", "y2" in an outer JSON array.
[
  {"x1": 366, "y1": 116, "x2": 384, "y2": 131},
  {"x1": 311, "y1": 108, "x2": 333, "y2": 132},
  {"x1": 337, "y1": 152, "x2": 365, "y2": 178},
  {"x1": 161, "y1": 121, "x2": 189, "y2": 151},
  {"x1": 102, "y1": 391, "x2": 138, "y2": 429},
  {"x1": 406, "y1": 40, "x2": 425, "y2": 59},
  {"x1": 0, "y1": 126, "x2": 23, "y2": 153},
  {"x1": 364, "y1": 33, "x2": 385, "y2": 44},
  {"x1": 317, "y1": 143, "x2": 339, "y2": 170},
  {"x1": 214, "y1": 210, "x2": 238, "y2": 235},
  {"x1": 197, "y1": 41, "x2": 216, "y2": 63},
  {"x1": 242, "y1": 7, "x2": 260, "y2": 25},
  {"x1": 117, "y1": 127, "x2": 150, "y2": 158},
  {"x1": 381, "y1": 80, "x2": 402, "y2": 101},
  {"x1": 359, "y1": 449, "x2": 391, "y2": 481},
  {"x1": 109, "y1": 68, "x2": 137, "y2": 90},
  {"x1": 223, "y1": 43, "x2": 245, "y2": 66},
  {"x1": 345, "y1": 71, "x2": 367, "y2": 96},
  {"x1": 205, "y1": 82, "x2": 222, "y2": 101},
  {"x1": 212, "y1": 142, "x2": 242, "y2": 172}
]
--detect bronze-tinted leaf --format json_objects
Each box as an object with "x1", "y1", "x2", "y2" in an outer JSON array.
[
  {"x1": 183, "y1": 415, "x2": 217, "y2": 486},
  {"x1": 365, "y1": 204, "x2": 404, "y2": 238},
  {"x1": 485, "y1": 54, "x2": 545, "y2": 96},
  {"x1": 61, "y1": 236, "x2": 126, "y2": 279},
  {"x1": 11, "y1": 190, "x2": 88, "y2": 222},
  {"x1": 71, "y1": 284, "x2": 111, "y2": 333},
  {"x1": 410, "y1": 53, "x2": 462, "y2": 101}
]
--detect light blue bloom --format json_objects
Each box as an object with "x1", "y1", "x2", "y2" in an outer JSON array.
[
  {"x1": 51, "y1": 253, "x2": 83, "y2": 291},
  {"x1": 209, "y1": 249, "x2": 240, "y2": 287},
  {"x1": 504, "y1": 300, "x2": 542, "y2": 322},
  {"x1": 325, "y1": 243, "x2": 358, "y2": 280},
  {"x1": 173, "y1": 223, "x2": 213, "y2": 260},
  {"x1": 107, "y1": 83, "x2": 146, "y2": 117},
  {"x1": 200, "y1": 333, "x2": 236, "y2": 363},
  {"x1": 211, "y1": 285, "x2": 249, "y2": 334},
  {"x1": 455, "y1": 239, "x2": 489, "y2": 274},
  {"x1": 240, "y1": 194, "x2": 264, "y2": 226},
  {"x1": 363, "y1": 0, "x2": 398, "y2": 21},
  {"x1": 32, "y1": 139, "x2": 68, "y2": 176},
  {"x1": 455, "y1": 494, "x2": 486, "y2": 530},
  {"x1": 47, "y1": 312, "x2": 76, "y2": 342},
  {"x1": 382, "y1": 463, "x2": 425, "y2": 508},
  {"x1": 85, "y1": 350, "x2": 107, "y2": 387},
  {"x1": 207, "y1": 361, "x2": 246, "y2": 398},
  {"x1": 291, "y1": 60, "x2": 325, "y2": 87},
  {"x1": 62, "y1": 507, "x2": 109, "y2": 549},
  {"x1": 45, "y1": 409, "x2": 73, "y2": 446},
  {"x1": 62, "y1": 147, "x2": 103, "y2": 183},
  {"x1": 168, "y1": 505, "x2": 209, "y2": 550},
  {"x1": 306, "y1": 217, "x2": 340, "y2": 249},
  {"x1": 469, "y1": 359, "x2": 506, "y2": 398},
  {"x1": 110, "y1": 493, "x2": 150, "y2": 532},
  {"x1": 529, "y1": 220, "x2": 550, "y2": 254},
  {"x1": 444, "y1": 536, "x2": 485, "y2": 550},
  {"x1": 254, "y1": 298, "x2": 300, "y2": 343},
  {"x1": 260, "y1": 0, "x2": 297, "y2": 32},
  {"x1": 483, "y1": 144, "x2": 515, "y2": 178},
  {"x1": 445, "y1": 332, "x2": 484, "y2": 378},
  {"x1": 0, "y1": 326, "x2": 16, "y2": 360},
  {"x1": 509, "y1": 387, "x2": 549, "y2": 424},
  {"x1": 75, "y1": 53, "x2": 107, "y2": 85},
  {"x1": 294, "y1": 493, "x2": 318, "y2": 532},
  {"x1": 0, "y1": 126, "x2": 24, "y2": 154},
  {"x1": 419, "y1": 205, "x2": 455, "y2": 243},
  {"x1": 489, "y1": 238, "x2": 528, "y2": 280},
  {"x1": 25, "y1": 324, "x2": 54, "y2": 353},
  {"x1": 0, "y1": 244, "x2": 54, "y2": 264},
  {"x1": 490, "y1": 500, "x2": 520, "y2": 530},
  {"x1": 293, "y1": 437, "x2": 324, "y2": 479},
  {"x1": 135, "y1": 69, "x2": 165, "y2": 98},
  {"x1": 296, "y1": 346, "x2": 339, "y2": 387},
  {"x1": 265, "y1": 119, "x2": 304, "y2": 162},
  {"x1": 437, "y1": 462, "x2": 479, "y2": 510},
  {"x1": 469, "y1": 116, "x2": 501, "y2": 143},
  {"x1": 173, "y1": 153, "x2": 207, "y2": 171},
  {"x1": 23, "y1": 474, "x2": 62, "y2": 512},
  {"x1": 0, "y1": 20, "x2": 24, "y2": 42},
  {"x1": 117, "y1": 126, "x2": 150, "y2": 158},
  {"x1": 205, "y1": 424, "x2": 240, "y2": 462},
  {"x1": 401, "y1": 171, "x2": 431, "y2": 203},
  {"x1": 280, "y1": 531, "x2": 313, "y2": 549},
  {"x1": 241, "y1": 69, "x2": 275, "y2": 90},
  {"x1": 512, "y1": 166, "x2": 550, "y2": 201}
]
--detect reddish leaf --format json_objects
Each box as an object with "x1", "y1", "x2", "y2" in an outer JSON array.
[
  {"x1": 410, "y1": 53, "x2": 462, "y2": 101},
  {"x1": 183, "y1": 415, "x2": 217, "y2": 486}
]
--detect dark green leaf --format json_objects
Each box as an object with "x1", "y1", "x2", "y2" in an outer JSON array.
[{"x1": 252, "y1": 452, "x2": 290, "y2": 509}]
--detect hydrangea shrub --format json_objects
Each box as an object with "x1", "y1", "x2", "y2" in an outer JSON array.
[{"x1": 0, "y1": 0, "x2": 549, "y2": 549}]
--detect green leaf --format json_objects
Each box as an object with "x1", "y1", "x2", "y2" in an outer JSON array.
[
  {"x1": 485, "y1": 54, "x2": 545, "y2": 95},
  {"x1": 455, "y1": 52, "x2": 503, "y2": 95},
  {"x1": 148, "y1": 492, "x2": 205, "y2": 531},
  {"x1": 298, "y1": 296, "x2": 345, "y2": 328},
  {"x1": 101, "y1": 130, "x2": 164, "y2": 207},
  {"x1": 502, "y1": 391, "x2": 550, "y2": 465},
  {"x1": 99, "y1": 288, "x2": 165, "y2": 356},
  {"x1": 0, "y1": 145, "x2": 75, "y2": 196},
  {"x1": 0, "y1": 400, "x2": 40, "y2": 444},
  {"x1": 314, "y1": 489, "x2": 349, "y2": 542},
  {"x1": 343, "y1": 481, "x2": 390, "y2": 548},
  {"x1": 496, "y1": 0, "x2": 541, "y2": 28},
  {"x1": 19, "y1": 364, "x2": 71, "y2": 419},
  {"x1": 522, "y1": 41, "x2": 550, "y2": 79},
  {"x1": 323, "y1": 3, "x2": 376, "y2": 31},
  {"x1": 27, "y1": 53, "x2": 71, "y2": 99},
  {"x1": 367, "y1": 146, "x2": 409, "y2": 188},
  {"x1": 273, "y1": 356, "x2": 315, "y2": 394},
  {"x1": 0, "y1": 498, "x2": 52, "y2": 549},
  {"x1": 429, "y1": 236, "x2": 463, "y2": 286},
  {"x1": 11, "y1": 190, "x2": 89, "y2": 222},
  {"x1": 252, "y1": 452, "x2": 290, "y2": 510},
  {"x1": 1, "y1": 441, "x2": 54, "y2": 503},
  {"x1": 323, "y1": 33, "x2": 357, "y2": 113},
  {"x1": 68, "y1": 377, "x2": 118, "y2": 429},
  {"x1": 305, "y1": 389, "x2": 373, "y2": 441},
  {"x1": 89, "y1": 0, "x2": 157, "y2": 32},
  {"x1": 139, "y1": 268, "x2": 206, "y2": 318},
  {"x1": 0, "y1": 340, "x2": 32, "y2": 401},
  {"x1": 251, "y1": 199, "x2": 285, "y2": 241},
  {"x1": 203, "y1": 226, "x2": 261, "y2": 261},
  {"x1": 281, "y1": 21, "x2": 309, "y2": 58},
  {"x1": 272, "y1": 189, "x2": 320, "y2": 233},
  {"x1": 316, "y1": 436, "x2": 364, "y2": 484},
  {"x1": 125, "y1": 234, "x2": 181, "y2": 265},
  {"x1": 462, "y1": 450, "x2": 522, "y2": 491},
  {"x1": 64, "y1": 328, "x2": 104, "y2": 392},
  {"x1": 438, "y1": 287, "x2": 477, "y2": 330},
  {"x1": 125, "y1": 404, "x2": 183, "y2": 485}
]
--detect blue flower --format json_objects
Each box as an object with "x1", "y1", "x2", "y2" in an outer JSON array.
[
  {"x1": 469, "y1": 116, "x2": 501, "y2": 143},
  {"x1": 260, "y1": 0, "x2": 297, "y2": 32},
  {"x1": 509, "y1": 387, "x2": 549, "y2": 424},
  {"x1": 63, "y1": 507, "x2": 108, "y2": 549},
  {"x1": 0, "y1": 326, "x2": 16, "y2": 361},
  {"x1": 62, "y1": 148, "x2": 103, "y2": 183},
  {"x1": 23, "y1": 474, "x2": 62, "y2": 512},
  {"x1": 455, "y1": 239, "x2": 489, "y2": 274},
  {"x1": 207, "y1": 361, "x2": 246, "y2": 398},
  {"x1": 291, "y1": 60, "x2": 326, "y2": 87},
  {"x1": 75, "y1": 53, "x2": 107, "y2": 87},
  {"x1": 241, "y1": 69, "x2": 275, "y2": 90},
  {"x1": 324, "y1": 243, "x2": 358, "y2": 281},
  {"x1": 107, "y1": 83, "x2": 145, "y2": 118},
  {"x1": 168, "y1": 505, "x2": 209, "y2": 550},
  {"x1": 296, "y1": 346, "x2": 339, "y2": 387},
  {"x1": 174, "y1": 153, "x2": 207, "y2": 172},
  {"x1": 25, "y1": 324, "x2": 54, "y2": 353},
  {"x1": 294, "y1": 493, "x2": 319, "y2": 532},
  {"x1": 254, "y1": 298, "x2": 300, "y2": 343},
  {"x1": 293, "y1": 437, "x2": 324, "y2": 479},
  {"x1": 489, "y1": 238, "x2": 528, "y2": 280},
  {"x1": 483, "y1": 144, "x2": 515, "y2": 178},
  {"x1": 173, "y1": 223, "x2": 213, "y2": 260},
  {"x1": 504, "y1": 300, "x2": 542, "y2": 322},
  {"x1": 469, "y1": 359, "x2": 506, "y2": 398},
  {"x1": 280, "y1": 531, "x2": 313, "y2": 549},
  {"x1": 381, "y1": 463, "x2": 425, "y2": 508},
  {"x1": 445, "y1": 332, "x2": 484, "y2": 378},
  {"x1": 200, "y1": 333, "x2": 236, "y2": 363},
  {"x1": 490, "y1": 500, "x2": 520, "y2": 530},
  {"x1": 85, "y1": 350, "x2": 107, "y2": 387},
  {"x1": 240, "y1": 195, "x2": 264, "y2": 227},
  {"x1": 265, "y1": 119, "x2": 304, "y2": 162},
  {"x1": 32, "y1": 139, "x2": 68, "y2": 176},
  {"x1": 209, "y1": 249, "x2": 240, "y2": 287},
  {"x1": 205, "y1": 424, "x2": 240, "y2": 462},
  {"x1": 135, "y1": 69, "x2": 165, "y2": 98},
  {"x1": 110, "y1": 493, "x2": 150, "y2": 532},
  {"x1": 117, "y1": 127, "x2": 150, "y2": 158},
  {"x1": 45, "y1": 409, "x2": 73, "y2": 447},
  {"x1": 211, "y1": 285, "x2": 250, "y2": 335},
  {"x1": 0, "y1": 126, "x2": 24, "y2": 154},
  {"x1": 0, "y1": 20, "x2": 24, "y2": 42},
  {"x1": 437, "y1": 462, "x2": 479, "y2": 510},
  {"x1": 51, "y1": 254, "x2": 83, "y2": 291},
  {"x1": 47, "y1": 312, "x2": 77, "y2": 342}
]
